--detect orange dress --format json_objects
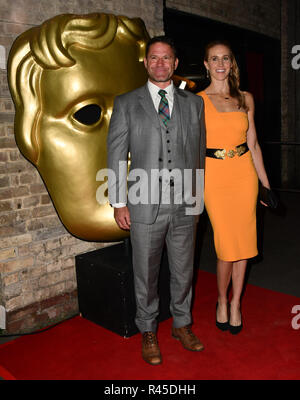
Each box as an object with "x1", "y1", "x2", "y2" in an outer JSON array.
[{"x1": 198, "y1": 91, "x2": 258, "y2": 261}]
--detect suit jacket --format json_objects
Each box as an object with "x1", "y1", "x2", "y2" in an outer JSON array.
[{"x1": 107, "y1": 83, "x2": 206, "y2": 224}]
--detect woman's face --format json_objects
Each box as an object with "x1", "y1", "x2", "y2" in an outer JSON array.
[{"x1": 204, "y1": 44, "x2": 233, "y2": 81}]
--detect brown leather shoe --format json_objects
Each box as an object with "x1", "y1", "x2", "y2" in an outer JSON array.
[
  {"x1": 172, "y1": 325, "x2": 204, "y2": 352},
  {"x1": 142, "y1": 332, "x2": 162, "y2": 365}
]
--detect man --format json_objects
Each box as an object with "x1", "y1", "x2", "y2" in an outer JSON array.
[{"x1": 107, "y1": 36, "x2": 206, "y2": 365}]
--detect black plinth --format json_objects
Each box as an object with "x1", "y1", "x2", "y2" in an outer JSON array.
[{"x1": 75, "y1": 239, "x2": 171, "y2": 337}]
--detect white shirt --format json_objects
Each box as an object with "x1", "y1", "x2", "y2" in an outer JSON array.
[
  {"x1": 112, "y1": 80, "x2": 174, "y2": 208},
  {"x1": 147, "y1": 80, "x2": 174, "y2": 116}
]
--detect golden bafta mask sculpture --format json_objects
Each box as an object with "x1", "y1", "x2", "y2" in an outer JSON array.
[{"x1": 8, "y1": 13, "x2": 149, "y2": 241}]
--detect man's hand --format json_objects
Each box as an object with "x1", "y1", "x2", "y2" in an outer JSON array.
[{"x1": 114, "y1": 206, "x2": 131, "y2": 230}]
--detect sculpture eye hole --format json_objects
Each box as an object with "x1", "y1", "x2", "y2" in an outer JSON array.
[{"x1": 73, "y1": 104, "x2": 102, "y2": 125}]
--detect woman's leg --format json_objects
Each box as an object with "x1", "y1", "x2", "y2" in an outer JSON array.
[
  {"x1": 216, "y1": 259, "x2": 232, "y2": 322},
  {"x1": 230, "y1": 259, "x2": 248, "y2": 326}
]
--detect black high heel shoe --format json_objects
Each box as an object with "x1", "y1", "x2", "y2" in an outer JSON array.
[
  {"x1": 229, "y1": 305, "x2": 243, "y2": 335},
  {"x1": 216, "y1": 302, "x2": 229, "y2": 331}
]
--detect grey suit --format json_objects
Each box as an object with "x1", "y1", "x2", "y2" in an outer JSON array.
[{"x1": 107, "y1": 83, "x2": 206, "y2": 333}]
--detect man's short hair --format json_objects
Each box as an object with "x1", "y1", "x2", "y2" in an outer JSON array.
[{"x1": 145, "y1": 36, "x2": 177, "y2": 58}]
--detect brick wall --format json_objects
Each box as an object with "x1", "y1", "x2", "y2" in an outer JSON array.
[
  {"x1": 280, "y1": 0, "x2": 300, "y2": 188},
  {"x1": 166, "y1": 0, "x2": 281, "y2": 39},
  {"x1": 0, "y1": 0, "x2": 163, "y2": 334}
]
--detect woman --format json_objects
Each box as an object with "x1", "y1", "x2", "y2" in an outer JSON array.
[{"x1": 198, "y1": 41, "x2": 271, "y2": 334}]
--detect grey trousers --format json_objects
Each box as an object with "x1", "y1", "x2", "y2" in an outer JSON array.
[{"x1": 130, "y1": 201, "x2": 197, "y2": 333}]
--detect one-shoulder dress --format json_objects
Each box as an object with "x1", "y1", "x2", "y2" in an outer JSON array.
[{"x1": 198, "y1": 91, "x2": 258, "y2": 262}]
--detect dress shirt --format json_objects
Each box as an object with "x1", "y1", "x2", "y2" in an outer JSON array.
[{"x1": 147, "y1": 79, "x2": 174, "y2": 116}]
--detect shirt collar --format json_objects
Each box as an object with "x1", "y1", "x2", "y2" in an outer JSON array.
[{"x1": 147, "y1": 80, "x2": 174, "y2": 97}]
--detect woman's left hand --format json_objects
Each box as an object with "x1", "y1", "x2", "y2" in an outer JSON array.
[{"x1": 260, "y1": 200, "x2": 268, "y2": 207}]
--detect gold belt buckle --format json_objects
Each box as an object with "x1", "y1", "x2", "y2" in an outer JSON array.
[
  {"x1": 236, "y1": 145, "x2": 246, "y2": 156},
  {"x1": 227, "y1": 149, "x2": 236, "y2": 158},
  {"x1": 214, "y1": 149, "x2": 226, "y2": 160}
]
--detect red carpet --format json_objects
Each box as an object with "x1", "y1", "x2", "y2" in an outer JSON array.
[
  {"x1": 0, "y1": 271, "x2": 299, "y2": 380},
  {"x1": 0, "y1": 365, "x2": 16, "y2": 380}
]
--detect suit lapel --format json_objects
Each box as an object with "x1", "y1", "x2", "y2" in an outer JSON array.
[
  {"x1": 138, "y1": 84, "x2": 160, "y2": 129},
  {"x1": 174, "y1": 87, "x2": 189, "y2": 148},
  {"x1": 137, "y1": 84, "x2": 190, "y2": 146}
]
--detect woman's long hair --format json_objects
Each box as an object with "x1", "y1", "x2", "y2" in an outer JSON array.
[{"x1": 204, "y1": 40, "x2": 247, "y2": 110}]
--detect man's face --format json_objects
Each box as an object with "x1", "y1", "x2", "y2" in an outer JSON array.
[
  {"x1": 36, "y1": 40, "x2": 147, "y2": 240},
  {"x1": 144, "y1": 42, "x2": 178, "y2": 84}
]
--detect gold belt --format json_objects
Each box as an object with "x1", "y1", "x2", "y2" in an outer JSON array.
[{"x1": 206, "y1": 142, "x2": 249, "y2": 160}]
